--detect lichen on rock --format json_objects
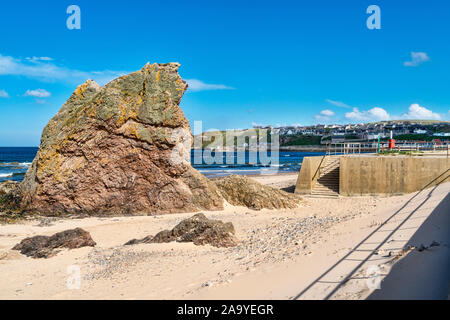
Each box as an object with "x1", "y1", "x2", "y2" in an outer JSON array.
[
  {"x1": 18, "y1": 63, "x2": 223, "y2": 215},
  {"x1": 214, "y1": 175, "x2": 302, "y2": 210}
]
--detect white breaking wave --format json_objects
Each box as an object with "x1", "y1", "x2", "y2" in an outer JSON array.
[
  {"x1": 0, "y1": 173, "x2": 13, "y2": 178},
  {"x1": 20, "y1": 162, "x2": 32, "y2": 167}
]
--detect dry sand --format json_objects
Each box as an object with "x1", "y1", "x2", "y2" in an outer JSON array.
[{"x1": 0, "y1": 173, "x2": 448, "y2": 300}]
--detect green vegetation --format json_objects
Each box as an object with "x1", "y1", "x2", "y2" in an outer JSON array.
[
  {"x1": 198, "y1": 129, "x2": 273, "y2": 148},
  {"x1": 281, "y1": 135, "x2": 322, "y2": 146}
]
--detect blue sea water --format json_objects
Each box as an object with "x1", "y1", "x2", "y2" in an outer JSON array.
[
  {"x1": 191, "y1": 150, "x2": 325, "y2": 177},
  {"x1": 0, "y1": 147, "x2": 38, "y2": 182},
  {"x1": 0, "y1": 147, "x2": 324, "y2": 182}
]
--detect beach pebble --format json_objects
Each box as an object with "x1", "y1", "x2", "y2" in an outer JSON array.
[
  {"x1": 417, "y1": 244, "x2": 427, "y2": 252},
  {"x1": 430, "y1": 240, "x2": 440, "y2": 247}
]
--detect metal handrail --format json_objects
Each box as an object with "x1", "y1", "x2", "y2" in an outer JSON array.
[{"x1": 312, "y1": 151, "x2": 328, "y2": 182}]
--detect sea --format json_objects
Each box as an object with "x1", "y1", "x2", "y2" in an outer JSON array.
[{"x1": 0, "y1": 147, "x2": 325, "y2": 182}]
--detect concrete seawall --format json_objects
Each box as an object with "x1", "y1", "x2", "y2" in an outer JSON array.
[
  {"x1": 295, "y1": 155, "x2": 450, "y2": 196},
  {"x1": 340, "y1": 156, "x2": 450, "y2": 196},
  {"x1": 294, "y1": 156, "x2": 324, "y2": 195}
]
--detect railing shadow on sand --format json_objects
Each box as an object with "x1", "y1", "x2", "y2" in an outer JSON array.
[
  {"x1": 293, "y1": 168, "x2": 450, "y2": 300},
  {"x1": 366, "y1": 192, "x2": 450, "y2": 300}
]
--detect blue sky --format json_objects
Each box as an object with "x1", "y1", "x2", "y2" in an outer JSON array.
[{"x1": 0, "y1": 0, "x2": 449, "y2": 146}]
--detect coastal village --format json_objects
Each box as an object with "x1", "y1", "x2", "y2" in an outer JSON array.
[
  {"x1": 197, "y1": 120, "x2": 450, "y2": 152},
  {"x1": 255, "y1": 120, "x2": 450, "y2": 144}
]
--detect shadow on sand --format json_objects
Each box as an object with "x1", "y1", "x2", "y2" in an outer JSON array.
[
  {"x1": 293, "y1": 168, "x2": 449, "y2": 300},
  {"x1": 367, "y1": 192, "x2": 450, "y2": 300}
]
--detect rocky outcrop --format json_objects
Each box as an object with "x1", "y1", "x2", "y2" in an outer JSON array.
[
  {"x1": 125, "y1": 213, "x2": 238, "y2": 248},
  {"x1": 12, "y1": 228, "x2": 96, "y2": 258},
  {"x1": 0, "y1": 180, "x2": 18, "y2": 195},
  {"x1": 214, "y1": 175, "x2": 302, "y2": 210},
  {"x1": 18, "y1": 63, "x2": 223, "y2": 215},
  {"x1": 0, "y1": 181, "x2": 19, "y2": 213}
]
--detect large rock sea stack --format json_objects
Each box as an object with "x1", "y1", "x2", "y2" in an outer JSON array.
[{"x1": 18, "y1": 63, "x2": 223, "y2": 215}]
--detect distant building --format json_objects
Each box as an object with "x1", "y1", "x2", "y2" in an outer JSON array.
[{"x1": 433, "y1": 132, "x2": 450, "y2": 137}]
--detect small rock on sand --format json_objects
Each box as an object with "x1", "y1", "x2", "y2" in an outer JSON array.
[
  {"x1": 12, "y1": 228, "x2": 96, "y2": 258},
  {"x1": 125, "y1": 213, "x2": 238, "y2": 248},
  {"x1": 214, "y1": 175, "x2": 302, "y2": 210}
]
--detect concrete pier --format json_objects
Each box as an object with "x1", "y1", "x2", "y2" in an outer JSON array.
[{"x1": 295, "y1": 154, "x2": 450, "y2": 196}]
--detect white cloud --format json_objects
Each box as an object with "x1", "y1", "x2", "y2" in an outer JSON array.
[
  {"x1": 401, "y1": 103, "x2": 441, "y2": 120},
  {"x1": 26, "y1": 56, "x2": 53, "y2": 63},
  {"x1": 345, "y1": 108, "x2": 366, "y2": 121},
  {"x1": 345, "y1": 107, "x2": 390, "y2": 121},
  {"x1": 24, "y1": 89, "x2": 51, "y2": 98},
  {"x1": 404, "y1": 52, "x2": 430, "y2": 67},
  {"x1": 320, "y1": 109, "x2": 335, "y2": 116},
  {"x1": 0, "y1": 89, "x2": 9, "y2": 98},
  {"x1": 325, "y1": 99, "x2": 352, "y2": 109},
  {"x1": 315, "y1": 109, "x2": 335, "y2": 122},
  {"x1": 0, "y1": 53, "x2": 128, "y2": 85},
  {"x1": 1, "y1": 54, "x2": 233, "y2": 93},
  {"x1": 369, "y1": 107, "x2": 390, "y2": 120},
  {"x1": 186, "y1": 79, "x2": 235, "y2": 92}
]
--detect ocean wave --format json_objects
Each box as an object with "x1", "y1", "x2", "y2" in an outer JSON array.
[
  {"x1": 0, "y1": 173, "x2": 13, "y2": 178},
  {"x1": 0, "y1": 162, "x2": 31, "y2": 167}
]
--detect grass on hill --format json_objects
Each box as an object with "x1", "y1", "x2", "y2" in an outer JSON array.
[
  {"x1": 281, "y1": 135, "x2": 322, "y2": 146},
  {"x1": 198, "y1": 129, "x2": 273, "y2": 149}
]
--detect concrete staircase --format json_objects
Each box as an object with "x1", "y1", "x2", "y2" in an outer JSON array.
[{"x1": 310, "y1": 157, "x2": 340, "y2": 198}]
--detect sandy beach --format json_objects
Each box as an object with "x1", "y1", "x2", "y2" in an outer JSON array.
[{"x1": 0, "y1": 172, "x2": 448, "y2": 300}]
